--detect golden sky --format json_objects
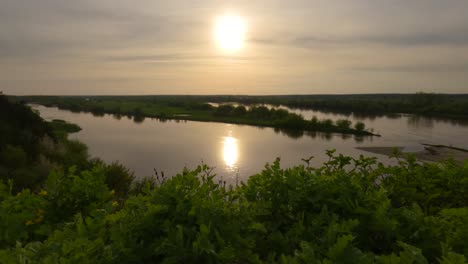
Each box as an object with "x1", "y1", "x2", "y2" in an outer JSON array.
[{"x1": 1, "y1": 0, "x2": 468, "y2": 95}]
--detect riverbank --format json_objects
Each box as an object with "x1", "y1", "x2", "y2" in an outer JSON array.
[{"x1": 357, "y1": 145, "x2": 468, "y2": 164}]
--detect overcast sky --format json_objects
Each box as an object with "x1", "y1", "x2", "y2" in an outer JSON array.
[{"x1": 1, "y1": 0, "x2": 468, "y2": 95}]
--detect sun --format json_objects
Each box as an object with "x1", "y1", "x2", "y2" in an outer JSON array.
[{"x1": 214, "y1": 14, "x2": 247, "y2": 52}]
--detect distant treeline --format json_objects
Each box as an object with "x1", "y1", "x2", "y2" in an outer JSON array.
[
  {"x1": 203, "y1": 93, "x2": 468, "y2": 118},
  {"x1": 15, "y1": 93, "x2": 468, "y2": 119},
  {"x1": 13, "y1": 96, "x2": 377, "y2": 136}
]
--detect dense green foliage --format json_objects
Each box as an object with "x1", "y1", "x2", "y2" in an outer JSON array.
[
  {"x1": 0, "y1": 95, "x2": 56, "y2": 192},
  {"x1": 0, "y1": 151, "x2": 467, "y2": 263},
  {"x1": 14, "y1": 96, "x2": 377, "y2": 136},
  {"x1": 1, "y1": 95, "x2": 467, "y2": 263},
  {"x1": 0, "y1": 96, "x2": 52, "y2": 159}
]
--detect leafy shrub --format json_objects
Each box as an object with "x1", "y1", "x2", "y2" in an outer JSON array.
[
  {"x1": 0, "y1": 188, "x2": 47, "y2": 247},
  {"x1": 43, "y1": 166, "x2": 112, "y2": 223}
]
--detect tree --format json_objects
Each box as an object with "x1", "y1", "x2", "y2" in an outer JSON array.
[
  {"x1": 336, "y1": 119, "x2": 352, "y2": 129},
  {"x1": 215, "y1": 104, "x2": 235, "y2": 116},
  {"x1": 233, "y1": 106, "x2": 247, "y2": 116},
  {"x1": 354, "y1": 121, "x2": 366, "y2": 131},
  {"x1": 321, "y1": 119, "x2": 334, "y2": 128}
]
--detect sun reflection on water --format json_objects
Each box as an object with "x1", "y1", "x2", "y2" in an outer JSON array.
[{"x1": 222, "y1": 132, "x2": 239, "y2": 171}]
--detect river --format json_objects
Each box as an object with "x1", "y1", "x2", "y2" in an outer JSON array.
[{"x1": 32, "y1": 104, "x2": 468, "y2": 183}]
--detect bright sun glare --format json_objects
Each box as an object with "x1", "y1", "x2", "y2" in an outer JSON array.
[
  {"x1": 214, "y1": 14, "x2": 247, "y2": 52},
  {"x1": 222, "y1": 135, "x2": 238, "y2": 170}
]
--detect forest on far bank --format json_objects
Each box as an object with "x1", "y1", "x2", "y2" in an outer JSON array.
[
  {"x1": 14, "y1": 92, "x2": 468, "y2": 120},
  {"x1": 194, "y1": 93, "x2": 468, "y2": 118}
]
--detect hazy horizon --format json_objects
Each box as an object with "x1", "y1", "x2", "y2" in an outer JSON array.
[
  {"x1": 6, "y1": 92, "x2": 468, "y2": 97},
  {"x1": 2, "y1": 0, "x2": 468, "y2": 95}
]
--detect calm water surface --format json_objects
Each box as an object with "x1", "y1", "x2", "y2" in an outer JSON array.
[{"x1": 32, "y1": 105, "x2": 468, "y2": 183}]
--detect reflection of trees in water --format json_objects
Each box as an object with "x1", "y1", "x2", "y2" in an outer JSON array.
[
  {"x1": 354, "y1": 135, "x2": 364, "y2": 143},
  {"x1": 352, "y1": 112, "x2": 401, "y2": 121},
  {"x1": 306, "y1": 131, "x2": 317, "y2": 139},
  {"x1": 133, "y1": 115, "x2": 145, "y2": 124},
  {"x1": 281, "y1": 105, "x2": 405, "y2": 122},
  {"x1": 429, "y1": 116, "x2": 468, "y2": 127},
  {"x1": 152, "y1": 117, "x2": 189, "y2": 124},
  {"x1": 341, "y1": 134, "x2": 352, "y2": 140},
  {"x1": 69, "y1": 108, "x2": 82, "y2": 113},
  {"x1": 113, "y1": 113, "x2": 122, "y2": 120},
  {"x1": 352, "y1": 113, "x2": 377, "y2": 121},
  {"x1": 407, "y1": 114, "x2": 468, "y2": 128},
  {"x1": 385, "y1": 113, "x2": 402, "y2": 119},
  {"x1": 322, "y1": 133, "x2": 333, "y2": 141},
  {"x1": 91, "y1": 111, "x2": 105, "y2": 117},
  {"x1": 274, "y1": 128, "x2": 304, "y2": 139},
  {"x1": 407, "y1": 115, "x2": 434, "y2": 129},
  {"x1": 272, "y1": 127, "x2": 373, "y2": 143}
]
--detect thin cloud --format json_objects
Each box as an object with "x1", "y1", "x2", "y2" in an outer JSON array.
[
  {"x1": 289, "y1": 29, "x2": 468, "y2": 49},
  {"x1": 346, "y1": 63, "x2": 468, "y2": 73},
  {"x1": 103, "y1": 54, "x2": 260, "y2": 63}
]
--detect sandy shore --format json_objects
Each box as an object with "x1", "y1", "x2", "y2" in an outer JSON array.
[{"x1": 357, "y1": 145, "x2": 468, "y2": 165}]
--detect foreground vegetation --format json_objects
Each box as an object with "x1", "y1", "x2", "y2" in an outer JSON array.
[
  {"x1": 14, "y1": 96, "x2": 377, "y2": 136},
  {"x1": 1, "y1": 95, "x2": 467, "y2": 263}
]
